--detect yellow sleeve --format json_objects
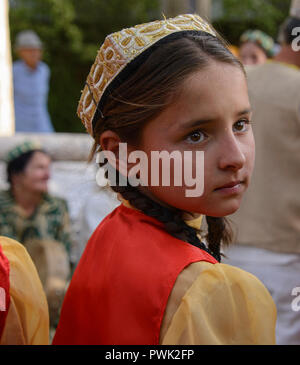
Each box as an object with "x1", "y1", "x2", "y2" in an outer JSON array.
[
  {"x1": 0, "y1": 237, "x2": 49, "y2": 345},
  {"x1": 161, "y1": 261, "x2": 277, "y2": 345}
]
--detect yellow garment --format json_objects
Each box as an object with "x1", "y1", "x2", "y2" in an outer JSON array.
[
  {"x1": 160, "y1": 261, "x2": 276, "y2": 344},
  {"x1": 0, "y1": 236, "x2": 49, "y2": 345},
  {"x1": 181, "y1": 211, "x2": 203, "y2": 230}
]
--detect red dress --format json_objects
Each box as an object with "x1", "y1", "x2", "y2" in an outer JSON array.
[{"x1": 53, "y1": 204, "x2": 217, "y2": 345}]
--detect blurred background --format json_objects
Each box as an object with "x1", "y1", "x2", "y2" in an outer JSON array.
[{"x1": 6, "y1": 0, "x2": 291, "y2": 133}]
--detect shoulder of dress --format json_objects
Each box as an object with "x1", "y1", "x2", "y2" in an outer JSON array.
[
  {"x1": 187, "y1": 261, "x2": 269, "y2": 293},
  {"x1": 0, "y1": 236, "x2": 43, "y2": 290},
  {"x1": 0, "y1": 236, "x2": 28, "y2": 260}
]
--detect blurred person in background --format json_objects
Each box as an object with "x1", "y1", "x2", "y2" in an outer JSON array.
[
  {"x1": 239, "y1": 29, "x2": 275, "y2": 65},
  {"x1": 224, "y1": 12, "x2": 300, "y2": 345},
  {"x1": 0, "y1": 141, "x2": 72, "y2": 334},
  {"x1": 13, "y1": 30, "x2": 54, "y2": 133}
]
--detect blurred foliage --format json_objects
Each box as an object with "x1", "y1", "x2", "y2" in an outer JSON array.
[
  {"x1": 213, "y1": 0, "x2": 291, "y2": 45},
  {"x1": 9, "y1": 0, "x2": 160, "y2": 133},
  {"x1": 9, "y1": 0, "x2": 292, "y2": 132}
]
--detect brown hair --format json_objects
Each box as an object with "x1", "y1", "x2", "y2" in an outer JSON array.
[{"x1": 90, "y1": 32, "x2": 244, "y2": 261}]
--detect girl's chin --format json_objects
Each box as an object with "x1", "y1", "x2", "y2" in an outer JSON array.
[
  {"x1": 205, "y1": 202, "x2": 242, "y2": 217},
  {"x1": 185, "y1": 197, "x2": 243, "y2": 217},
  {"x1": 145, "y1": 190, "x2": 243, "y2": 217}
]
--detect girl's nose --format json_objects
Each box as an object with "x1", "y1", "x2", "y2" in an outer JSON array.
[{"x1": 218, "y1": 133, "x2": 246, "y2": 171}]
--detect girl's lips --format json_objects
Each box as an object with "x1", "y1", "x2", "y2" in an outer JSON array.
[{"x1": 214, "y1": 181, "x2": 244, "y2": 195}]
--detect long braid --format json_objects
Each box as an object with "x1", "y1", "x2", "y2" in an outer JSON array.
[
  {"x1": 205, "y1": 216, "x2": 232, "y2": 262},
  {"x1": 98, "y1": 157, "x2": 226, "y2": 262},
  {"x1": 110, "y1": 183, "x2": 220, "y2": 262}
]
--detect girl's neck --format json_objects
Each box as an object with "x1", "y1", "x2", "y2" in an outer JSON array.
[
  {"x1": 137, "y1": 186, "x2": 201, "y2": 219},
  {"x1": 138, "y1": 186, "x2": 177, "y2": 212},
  {"x1": 11, "y1": 185, "x2": 43, "y2": 216}
]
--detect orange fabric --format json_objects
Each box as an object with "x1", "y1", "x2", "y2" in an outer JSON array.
[
  {"x1": 53, "y1": 204, "x2": 217, "y2": 345},
  {"x1": 0, "y1": 243, "x2": 10, "y2": 339}
]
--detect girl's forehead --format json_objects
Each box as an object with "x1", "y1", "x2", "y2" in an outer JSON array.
[
  {"x1": 183, "y1": 61, "x2": 245, "y2": 85},
  {"x1": 175, "y1": 63, "x2": 248, "y2": 108},
  {"x1": 142, "y1": 66, "x2": 249, "y2": 139}
]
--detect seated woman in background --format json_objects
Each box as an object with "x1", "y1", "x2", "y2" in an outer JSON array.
[
  {"x1": 0, "y1": 141, "x2": 72, "y2": 333},
  {"x1": 0, "y1": 141, "x2": 71, "y2": 254}
]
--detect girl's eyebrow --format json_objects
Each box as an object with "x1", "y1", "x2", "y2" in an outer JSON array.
[
  {"x1": 238, "y1": 108, "x2": 252, "y2": 116},
  {"x1": 178, "y1": 108, "x2": 252, "y2": 131}
]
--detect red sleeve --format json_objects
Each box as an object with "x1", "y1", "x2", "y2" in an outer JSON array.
[{"x1": 0, "y1": 243, "x2": 10, "y2": 339}]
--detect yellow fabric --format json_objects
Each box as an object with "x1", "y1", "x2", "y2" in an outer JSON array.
[
  {"x1": 181, "y1": 212, "x2": 203, "y2": 230},
  {"x1": 160, "y1": 261, "x2": 277, "y2": 345},
  {"x1": 0, "y1": 236, "x2": 49, "y2": 345}
]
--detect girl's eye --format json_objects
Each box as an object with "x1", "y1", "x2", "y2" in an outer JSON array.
[
  {"x1": 186, "y1": 130, "x2": 206, "y2": 144},
  {"x1": 233, "y1": 119, "x2": 250, "y2": 132}
]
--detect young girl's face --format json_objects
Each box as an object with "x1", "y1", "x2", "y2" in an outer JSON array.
[{"x1": 135, "y1": 60, "x2": 255, "y2": 217}]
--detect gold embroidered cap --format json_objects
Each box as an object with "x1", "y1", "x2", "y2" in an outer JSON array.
[{"x1": 77, "y1": 14, "x2": 217, "y2": 135}]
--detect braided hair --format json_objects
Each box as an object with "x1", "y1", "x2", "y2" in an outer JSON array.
[{"x1": 99, "y1": 158, "x2": 229, "y2": 262}]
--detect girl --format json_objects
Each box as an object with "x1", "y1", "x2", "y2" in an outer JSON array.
[{"x1": 53, "y1": 14, "x2": 276, "y2": 345}]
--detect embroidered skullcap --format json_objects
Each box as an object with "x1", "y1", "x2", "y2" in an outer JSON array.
[
  {"x1": 240, "y1": 29, "x2": 275, "y2": 58},
  {"x1": 5, "y1": 141, "x2": 42, "y2": 164},
  {"x1": 77, "y1": 14, "x2": 217, "y2": 136}
]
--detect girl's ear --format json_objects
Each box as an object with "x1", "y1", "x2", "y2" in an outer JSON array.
[
  {"x1": 99, "y1": 130, "x2": 137, "y2": 177},
  {"x1": 99, "y1": 130, "x2": 122, "y2": 157}
]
